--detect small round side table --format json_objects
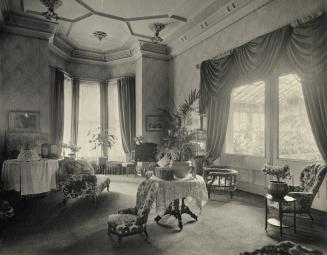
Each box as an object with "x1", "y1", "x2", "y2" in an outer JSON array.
[{"x1": 265, "y1": 194, "x2": 296, "y2": 237}]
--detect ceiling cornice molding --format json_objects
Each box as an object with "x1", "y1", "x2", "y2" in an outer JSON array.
[
  {"x1": 48, "y1": 41, "x2": 70, "y2": 60},
  {"x1": 168, "y1": 0, "x2": 273, "y2": 57},
  {"x1": 53, "y1": 35, "x2": 74, "y2": 55},
  {"x1": 3, "y1": 11, "x2": 57, "y2": 40},
  {"x1": 131, "y1": 40, "x2": 171, "y2": 61}
]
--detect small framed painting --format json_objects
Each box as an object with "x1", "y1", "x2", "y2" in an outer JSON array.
[
  {"x1": 146, "y1": 115, "x2": 164, "y2": 132},
  {"x1": 8, "y1": 111, "x2": 40, "y2": 132}
]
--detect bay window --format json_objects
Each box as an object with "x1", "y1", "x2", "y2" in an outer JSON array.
[{"x1": 77, "y1": 81, "x2": 101, "y2": 160}]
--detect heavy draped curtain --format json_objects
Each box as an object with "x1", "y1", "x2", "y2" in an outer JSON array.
[
  {"x1": 117, "y1": 77, "x2": 136, "y2": 160},
  {"x1": 71, "y1": 78, "x2": 79, "y2": 146},
  {"x1": 100, "y1": 80, "x2": 109, "y2": 156},
  {"x1": 50, "y1": 68, "x2": 64, "y2": 152},
  {"x1": 200, "y1": 13, "x2": 327, "y2": 163}
]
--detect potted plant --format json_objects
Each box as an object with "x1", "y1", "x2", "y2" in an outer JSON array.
[
  {"x1": 88, "y1": 127, "x2": 116, "y2": 163},
  {"x1": 157, "y1": 89, "x2": 200, "y2": 178},
  {"x1": 262, "y1": 163, "x2": 291, "y2": 199}
]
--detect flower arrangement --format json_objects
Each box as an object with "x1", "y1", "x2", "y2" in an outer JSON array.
[{"x1": 262, "y1": 163, "x2": 291, "y2": 182}]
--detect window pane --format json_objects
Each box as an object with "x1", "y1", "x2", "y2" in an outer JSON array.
[
  {"x1": 278, "y1": 74, "x2": 322, "y2": 161},
  {"x1": 225, "y1": 81, "x2": 265, "y2": 156},
  {"x1": 77, "y1": 81, "x2": 101, "y2": 160},
  {"x1": 63, "y1": 77, "x2": 72, "y2": 145},
  {"x1": 108, "y1": 81, "x2": 126, "y2": 162}
]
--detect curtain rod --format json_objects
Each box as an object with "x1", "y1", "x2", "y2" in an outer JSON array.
[{"x1": 195, "y1": 49, "x2": 234, "y2": 69}]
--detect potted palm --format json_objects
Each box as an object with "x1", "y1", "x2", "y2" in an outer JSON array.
[
  {"x1": 88, "y1": 127, "x2": 116, "y2": 163},
  {"x1": 262, "y1": 163, "x2": 291, "y2": 199},
  {"x1": 157, "y1": 89, "x2": 200, "y2": 178}
]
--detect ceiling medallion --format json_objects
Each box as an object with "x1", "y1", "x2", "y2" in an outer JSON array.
[
  {"x1": 151, "y1": 23, "x2": 165, "y2": 44},
  {"x1": 93, "y1": 31, "x2": 108, "y2": 41},
  {"x1": 40, "y1": 0, "x2": 62, "y2": 20}
]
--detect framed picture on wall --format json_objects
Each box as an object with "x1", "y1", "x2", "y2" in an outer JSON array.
[
  {"x1": 146, "y1": 115, "x2": 165, "y2": 132},
  {"x1": 8, "y1": 111, "x2": 40, "y2": 132}
]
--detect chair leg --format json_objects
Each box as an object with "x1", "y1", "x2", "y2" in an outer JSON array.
[
  {"x1": 62, "y1": 198, "x2": 68, "y2": 206},
  {"x1": 308, "y1": 212, "x2": 314, "y2": 221},
  {"x1": 144, "y1": 226, "x2": 149, "y2": 239},
  {"x1": 117, "y1": 236, "x2": 122, "y2": 246}
]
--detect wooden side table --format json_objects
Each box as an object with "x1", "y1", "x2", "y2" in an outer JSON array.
[{"x1": 265, "y1": 194, "x2": 296, "y2": 237}]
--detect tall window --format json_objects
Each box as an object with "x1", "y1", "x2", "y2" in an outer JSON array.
[
  {"x1": 63, "y1": 76, "x2": 72, "y2": 146},
  {"x1": 225, "y1": 81, "x2": 265, "y2": 156},
  {"x1": 77, "y1": 81, "x2": 101, "y2": 160},
  {"x1": 278, "y1": 74, "x2": 321, "y2": 161},
  {"x1": 108, "y1": 80, "x2": 126, "y2": 162}
]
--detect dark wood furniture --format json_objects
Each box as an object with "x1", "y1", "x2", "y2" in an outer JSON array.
[
  {"x1": 265, "y1": 194, "x2": 296, "y2": 237},
  {"x1": 203, "y1": 166, "x2": 238, "y2": 198},
  {"x1": 154, "y1": 198, "x2": 198, "y2": 230}
]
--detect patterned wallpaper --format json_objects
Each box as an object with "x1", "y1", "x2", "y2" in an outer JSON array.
[
  {"x1": 141, "y1": 56, "x2": 169, "y2": 144},
  {"x1": 0, "y1": 33, "x2": 50, "y2": 163}
]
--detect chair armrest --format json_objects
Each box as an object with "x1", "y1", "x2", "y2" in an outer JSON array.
[
  {"x1": 118, "y1": 207, "x2": 137, "y2": 215},
  {"x1": 288, "y1": 191, "x2": 313, "y2": 198},
  {"x1": 288, "y1": 185, "x2": 304, "y2": 192}
]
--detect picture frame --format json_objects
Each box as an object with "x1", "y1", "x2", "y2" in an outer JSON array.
[
  {"x1": 8, "y1": 111, "x2": 40, "y2": 132},
  {"x1": 146, "y1": 115, "x2": 165, "y2": 132}
]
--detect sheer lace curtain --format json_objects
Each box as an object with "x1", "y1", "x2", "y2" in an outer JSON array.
[
  {"x1": 108, "y1": 80, "x2": 126, "y2": 162},
  {"x1": 62, "y1": 77, "x2": 73, "y2": 155},
  {"x1": 77, "y1": 81, "x2": 101, "y2": 160}
]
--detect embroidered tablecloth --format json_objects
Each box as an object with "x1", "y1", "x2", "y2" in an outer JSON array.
[
  {"x1": 150, "y1": 174, "x2": 208, "y2": 215},
  {"x1": 2, "y1": 159, "x2": 59, "y2": 195}
]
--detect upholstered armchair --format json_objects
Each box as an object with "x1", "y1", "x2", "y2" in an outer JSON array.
[
  {"x1": 57, "y1": 158, "x2": 110, "y2": 205},
  {"x1": 282, "y1": 164, "x2": 327, "y2": 220},
  {"x1": 107, "y1": 179, "x2": 159, "y2": 246}
]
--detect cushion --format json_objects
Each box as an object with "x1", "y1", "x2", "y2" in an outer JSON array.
[
  {"x1": 108, "y1": 214, "x2": 142, "y2": 235},
  {"x1": 59, "y1": 159, "x2": 95, "y2": 175}
]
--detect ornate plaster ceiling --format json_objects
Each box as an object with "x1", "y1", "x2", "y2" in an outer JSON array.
[{"x1": 21, "y1": 0, "x2": 219, "y2": 53}]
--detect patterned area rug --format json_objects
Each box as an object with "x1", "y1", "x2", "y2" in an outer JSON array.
[{"x1": 241, "y1": 240, "x2": 324, "y2": 255}]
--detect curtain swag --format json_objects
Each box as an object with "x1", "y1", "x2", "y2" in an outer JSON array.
[{"x1": 200, "y1": 13, "x2": 327, "y2": 163}]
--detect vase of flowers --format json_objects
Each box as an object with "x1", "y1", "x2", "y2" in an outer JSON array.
[
  {"x1": 262, "y1": 163, "x2": 290, "y2": 199},
  {"x1": 157, "y1": 89, "x2": 200, "y2": 178}
]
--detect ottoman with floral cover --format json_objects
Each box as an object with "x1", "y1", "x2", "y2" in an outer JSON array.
[
  {"x1": 57, "y1": 158, "x2": 110, "y2": 205},
  {"x1": 108, "y1": 179, "x2": 159, "y2": 245}
]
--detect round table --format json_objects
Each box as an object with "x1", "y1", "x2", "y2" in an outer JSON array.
[
  {"x1": 150, "y1": 174, "x2": 208, "y2": 230},
  {"x1": 265, "y1": 194, "x2": 296, "y2": 237}
]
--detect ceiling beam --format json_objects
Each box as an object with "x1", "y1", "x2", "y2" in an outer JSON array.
[
  {"x1": 170, "y1": 15, "x2": 187, "y2": 22},
  {"x1": 127, "y1": 14, "x2": 168, "y2": 21}
]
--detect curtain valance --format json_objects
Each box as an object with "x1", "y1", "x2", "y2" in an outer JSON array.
[
  {"x1": 200, "y1": 13, "x2": 327, "y2": 112},
  {"x1": 199, "y1": 12, "x2": 327, "y2": 163}
]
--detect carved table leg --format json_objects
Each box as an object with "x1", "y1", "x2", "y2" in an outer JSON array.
[{"x1": 181, "y1": 198, "x2": 198, "y2": 221}]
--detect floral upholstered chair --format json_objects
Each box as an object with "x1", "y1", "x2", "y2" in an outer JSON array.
[
  {"x1": 57, "y1": 158, "x2": 110, "y2": 205},
  {"x1": 107, "y1": 179, "x2": 159, "y2": 246},
  {"x1": 282, "y1": 164, "x2": 327, "y2": 220}
]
